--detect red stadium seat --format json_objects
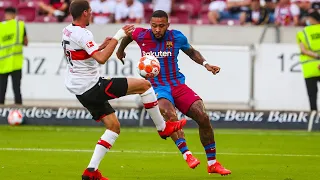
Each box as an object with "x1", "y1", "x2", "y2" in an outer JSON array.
[
  {"x1": 201, "y1": 3, "x2": 210, "y2": 16},
  {"x1": 169, "y1": 16, "x2": 179, "y2": 24},
  {"x1": 64, "y1": 15, "x2": 73, "y2": 22},
  {"x1": 185, "y1": 0, "x2": 202, "y2": 17},
  {"x1": 0, "y1": 1, "x2": 13, "y2": 8},
  {"x1": 171, "y1": 3, "x2": 193, "y2": 24},
  {"x1": 17, "y1": 1, "x2": 38, "y2": 22},
  {"x1": 22, "y1": 0, "x2": 50, "y2": 4},
  {"x1": 34, "y1": 15, "x2": 57, "y2": 22},
  {"x1": 1, "y1": 0, "x2": 19, "y2": 7},
  {"x1": 202, "y1": 0, "x2": 213, "y2": 4}
]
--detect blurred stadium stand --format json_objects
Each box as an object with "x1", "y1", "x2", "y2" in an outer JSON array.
[{"x1": 0, "y1": 0, "x2": 318, "y2": 25}]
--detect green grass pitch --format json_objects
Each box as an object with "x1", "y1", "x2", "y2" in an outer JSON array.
[{"x1": 0, "y1": 125, "x2": 319, "y2": 180}]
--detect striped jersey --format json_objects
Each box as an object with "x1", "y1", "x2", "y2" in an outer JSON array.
[
  {"x1": 62, "y1": 24, "x2": 100, "y2": 95},
  {"x1": 132, "y1": 28, "x2": 191, "y2": 87}
]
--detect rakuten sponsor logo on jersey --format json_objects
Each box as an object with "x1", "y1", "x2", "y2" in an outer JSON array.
[{"x1": 142, "y1": 51, "x2": 172, "y2": 58}]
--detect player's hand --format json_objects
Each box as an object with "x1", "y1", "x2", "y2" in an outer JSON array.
[
  {"x1": 116, "y1": 51, "x2": 126, "y2": 65},
  {"x1": 98, "y1": 37, "x2": 112, "y2": 51},
  {"x1": 122, "y1": 24, "x2": 135, "y2": 36},
  {"x1": 205, "y1": 64, "x2": 220, "y2": 75}
]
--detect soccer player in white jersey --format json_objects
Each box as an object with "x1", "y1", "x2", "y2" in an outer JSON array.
[{"x1": 62, "y1": 1, "x2": 187, "y2": 180}]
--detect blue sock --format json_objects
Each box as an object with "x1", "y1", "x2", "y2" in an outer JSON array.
[
  {"x1": 204, "y1": 142, "x2": 216, "y2": 163},
  {"x1": 175, "y1": 138, "x2": 189, "y2": 154}
]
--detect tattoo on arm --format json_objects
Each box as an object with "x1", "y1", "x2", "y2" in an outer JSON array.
[{"x1": 182, "y1": 46, "x2": 206, "y2": 65}]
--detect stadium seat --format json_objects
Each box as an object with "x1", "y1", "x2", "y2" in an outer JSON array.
[
  {"x1": 34, "y1": 15, "x2": 57, "y2": 22},
  {"x1": 22, "y1": 0, "x2": 50, "y2": 4},
  {"x1": 171, "y1": 3, "x2": 193, "y2": 24},
  {"x1": 202, "y1": 0, "x2": 212, "y2": 4},
  {"x1": 201, "y1": 3, "x2": 210, "y2": 17},
  {"x1": 185, "y1": 0, "x2": 202, "y2": 17},
  {"x1": 0, "y1": 1, "x2": 13, "y2": 8},
  {"x1": 169, "y1": 16, "x2": 179, "y2": 24},
  {"x1": 64, "y1": 15, "x2": 73, "y2": 22},
  {"x1": 1, "y1": 0, "x2": 19, "y2": 7},
  {"x1": 17, "y1": 1, "x2": 38, "y2": 22}
]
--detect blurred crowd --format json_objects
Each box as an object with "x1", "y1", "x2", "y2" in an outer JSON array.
[{"x1": 0, "y1": 0, "x2": 319, "y2": 26}]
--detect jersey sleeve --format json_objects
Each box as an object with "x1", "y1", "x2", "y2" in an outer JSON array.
[
  {"x1": 131, "y1": 27, "x2": 144, "y2": 41},
  {"x1": 78, "y1": 31, "x2": 99, "y2": 56},
  {"x1": 175, "y1": 30, "x2": 191, "y2": 51}
]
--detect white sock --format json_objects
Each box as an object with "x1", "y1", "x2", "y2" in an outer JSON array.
[
  {"x1": 182, "y1": 151, "x2": 192, "y2": 160},
  {"x1": 88, "y1": 129, "x2": 119, "y2": 170},
  {"x1": 208, "y1": 160, "x2": 217, "y2": 166},
  {"x1": 140, "y1": 87, "x2": 166, "y2": 131}
]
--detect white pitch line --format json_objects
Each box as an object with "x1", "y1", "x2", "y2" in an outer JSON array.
[{"x1": 0, "y1": 148, "x2": 319, "y2": 158}]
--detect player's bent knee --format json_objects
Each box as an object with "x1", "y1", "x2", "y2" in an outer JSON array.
[
  {"x1": 127, "y1": 78, "x2": 152, "y2": 95},
  {"x1": 141, "y1": 79, "x2": 152, "y2": 90}
]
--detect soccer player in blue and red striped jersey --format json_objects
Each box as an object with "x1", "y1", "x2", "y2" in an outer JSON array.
[{"x1": 116, "y1": 10, "x2": 231, "y2": 176}]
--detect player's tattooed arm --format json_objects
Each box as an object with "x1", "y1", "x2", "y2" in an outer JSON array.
[
  {"x1": 182, "y1": 45, "x2": 206, "y2": 65},
  {"x1": 116, "y1": 36, "x2": 134, "y2": 64},
  {"x1": 183, "y1": 46, "x2": 220, "y2": 75}
]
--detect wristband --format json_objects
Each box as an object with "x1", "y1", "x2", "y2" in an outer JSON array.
[
  {"x1": 202, "y1": 61, "x2": 209, "y2": 67},
  {"x1": 113, "y1": 29, "x2": 126, "y2": 41}
]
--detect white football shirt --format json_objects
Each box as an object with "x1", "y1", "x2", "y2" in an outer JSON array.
[{"x1": 62, "y1": 24, "x2": 100, "y2": 95}]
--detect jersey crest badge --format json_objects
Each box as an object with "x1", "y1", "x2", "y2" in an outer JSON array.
[{"x1": 166, "y1": 41, "x2": 173, "y2": 48}]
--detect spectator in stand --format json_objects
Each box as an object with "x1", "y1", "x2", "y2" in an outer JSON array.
[
  {"x1": 90, "y1": 0, "x2": 117, "y2": 24},
  {"x1": 115, "y1": 0, "x2": 144, "y2": 23},
  {"x1": 264, "y1": 0, "x2": 278, "y2": 23},
  {"x1": 208, "y1": 0, "x2": 252, "y2": 25},
  {"x1": 152, "y1": 0, "x2": 174, "y2": 15},
  {"x1": 274, "y1": 0, "x2": 300, "y2": 26},
  {"x1": 311, "y1": 0, "x2": 320, "y2": 10},
  {"x1": 38, "y1": 0, "x2": 70, "y2": 22},
  {"x1": 294, "y1": 0, "x2": 312, "y2": 25},
  {"x1": 240, "y1": 0, "x2": 270, "y2": 25}
]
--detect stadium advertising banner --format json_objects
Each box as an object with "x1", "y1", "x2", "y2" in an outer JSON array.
[
  {"x1": 5, "y1": 43, "x2": 251, "y2": 104},
  {"x1": 254, "y1": 43, "x2": 316, "y2": 111},
  {"x1": 0, "y1": 106, "x2": 319, "y2": 131}
]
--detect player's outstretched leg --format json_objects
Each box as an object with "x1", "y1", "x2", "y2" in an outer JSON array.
[
  {"x1": 82, "y1": 113, "x2": 120, "y2": 180},
  {"x1": 126, "y1": 78, "x2": 186, "y2": 139},
  {"x1": 158, "y1": 98, "x2": 200, "y2": 169},
  {"x1": 186, "y1": 100, "x2": 231, "y2": 176}
]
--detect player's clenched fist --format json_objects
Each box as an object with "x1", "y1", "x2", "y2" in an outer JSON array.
[
  {"x1": 205, "y1": 64, "x2": 220, "y2": 75},
  {"x1": 116, "y1": 51, "x2": 126, "y2": 64}
]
